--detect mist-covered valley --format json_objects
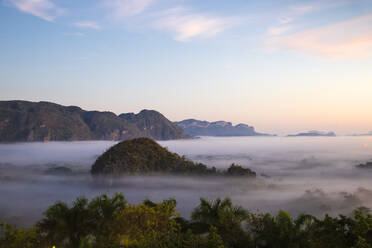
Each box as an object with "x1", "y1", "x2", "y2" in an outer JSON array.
[{"x1": 1, "y1": 136, "x2": 372, "y2": 227}]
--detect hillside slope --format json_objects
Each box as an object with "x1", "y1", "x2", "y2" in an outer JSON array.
[
  {"x1": 0, "y1": 101, "x2": 187, "y2": 142},
  {"x1": 119, "y1": 110, "x2": 189, "y2": 140},
  {"x1": 91, "y1": 138, "x2": 256, "y2": 177}
]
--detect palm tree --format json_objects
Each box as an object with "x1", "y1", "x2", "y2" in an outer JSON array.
[
  {"x1": 248, "y1": 211, "x2": 315, "y2": 248},
  {"x1": 88, "y1": 193, "x2": 127, "y2": 247},
  {"x1": 293, "y1": 213, "x2": 316, "y2": 248},
  {"x1": 37, "y1": 197, "x2": 92, "y2": 248},
  {"x1": 192, "y1": 198, "x2": 248, "y2": 227},
  {"x1": 191, "y1": 198, "x2": 250, "y2": 247}
]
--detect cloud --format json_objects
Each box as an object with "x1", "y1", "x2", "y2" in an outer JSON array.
[
  {"x1": 278, "y1": 16, "x2": 293, "y2": 24},
  {"x1": 276, "y1": 4, "x2": 315, "y2": 27},
  {"x1": 153, "y1": 8, "x2": 239, "y2": 42},
  {"x1": 289, "y1": 4, "x2": 315, "y2": 16},
  {"x1": 63, "y1": 32, "x2": 85, "y2": 37},
  {"x1": 105, "y1": 0, "x2": 155, "y2": 18},
  {"x1": 74, "y1": 21, "x2": 101, "y2": 30},
  {"x1": 7, "y1": 0, "x2": 64, "y2": 22},
  {"x1": 267, "y1": 25, "x2": 292, "y2": 36},
  {"x1": 104, "y1": 1, "x2": 240, "y2": 42},
  {"x1": 267, "y1": 14, "x2": 372, "y2": 59},
  {"x1": 268, "y1": 1, "x2": 341, "y2": 37},
  {"x1": 274, "y1": 0, "x2": 349, "y2": 29}
]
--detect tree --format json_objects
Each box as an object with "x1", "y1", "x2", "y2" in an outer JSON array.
[
  {"x1": 307, "y1": 210, "x2": 372, "y2": 248},
  {"x1": 88, "y1": 193, "x2": 127, "y2": 247},
  {"x1": 247, "y1": 211, "x2": 315, "y2": 248},
  {"x1": 37, "y1": 197, "x2": 92, "y2": 248},
  {"x1": 191, "y1": 198, "x2": 250, "y2": 248},
  {"x1": 0, "y1": 222, "x2": 41, "y2": 248},
  {"x1": 111, "y1": 199, "x2": 180, "y2": 247},
  {"x1": 4, "y1": 194, "x2": 372, "y2": 248}
]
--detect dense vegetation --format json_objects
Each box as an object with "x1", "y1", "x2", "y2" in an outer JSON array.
[
  {"x1": 91, "y1": 138, "x2": 255, "y2": 177},
  {"x1": 0, "y1": 101, "x2": 188, "y2": 142},
  {"x1": 2, "y1": 194, "x2": 372, "y2": 248}
]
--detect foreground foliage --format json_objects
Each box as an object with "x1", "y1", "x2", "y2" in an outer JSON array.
[{"x1": 1, "y1": 194, "x2": 372, "y2": 248}]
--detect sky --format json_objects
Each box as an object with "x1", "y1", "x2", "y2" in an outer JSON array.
[{"x1": 0, "y1": 0, "x2": 372, "y2": 135}]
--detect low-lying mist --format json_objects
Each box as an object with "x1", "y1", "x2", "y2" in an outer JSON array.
[{"x1": 1, "y1": 136, "x2": 372, "y2": 227}]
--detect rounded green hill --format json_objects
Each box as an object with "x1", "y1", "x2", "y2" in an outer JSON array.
[
  {"x1": 91, "y1": 138, "x2": 256, "y2": 177},
  {"x1": 91, "y1": 138, "x2": 216, "y2": 175}
]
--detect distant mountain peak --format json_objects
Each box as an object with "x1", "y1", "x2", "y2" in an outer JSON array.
[
  {"x1": 138, "y1": 109, "x2": 161, "y2": 115},
  {"x1": 119, "y1": 110, "x2": 189, "y2": 140},
  {"x1": 348, "y1": 131, "x2": 372, "y2": 136},
  {"x1": 287, "y1": 130, "x2": 336, "y2": 137},
  {"x1": 236, "y1": 123, "x2": 250, "y2": 128},
  {"x1": 210, "y1": 121, "x2": 232, "y2": 127},
  {"x1": 174, "y1": 119, "x2": 271, "y2": 137}
]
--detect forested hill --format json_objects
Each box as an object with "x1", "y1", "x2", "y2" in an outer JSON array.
[
  {"x1": 0, "y1": 100, "x2": 189, "y2": 142},
  {"x1": 91, "y1": 137, "x2": 256, "y2": 176}
]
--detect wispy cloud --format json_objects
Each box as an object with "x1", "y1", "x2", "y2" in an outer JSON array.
[
  {"x1": 267, "y1": 14, "x2": 372, "y2": 59},
  {"x1": 266, "y1": 3, "x2": 314, "y2": 36},
  {"x1": 268, "y1": 0, "x2": 350, "y2": 36},
  {"x1": 153, "y1": 8, "x2": 239, "y2": 42},
  {"x1": 288, "y1": 4, "x2": 315, "y2": 17},
  {"x1": 284, "y1": 0, "x2": 347, "y2": 23},
  {"x1": 103, "y1": 1, "x2": 241, "y2": 42},
  {"x1": 63, "y1": 32, "x2": 85, "y2": 37},
  {"x1": 278, "y1": 16, "x2": 293, "y2": 24},
  {"x1": 267, "y1": 25, "x2": 292, "y2": 36},
  {"x1": 74, "y1": 21, "x2": 101, "y2": 30},
  {"x1": 7, "y1": 0, "x2": 64, "y2": 22},
  {"x1": 274, "y1": 4, "x2": 313, "y2": 28},
  {"x1": 105, "y1": 0, "x2": 155, "y2": 18}
]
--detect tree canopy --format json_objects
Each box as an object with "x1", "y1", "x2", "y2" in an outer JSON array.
[{"x1": 2, "y1": 194, "x2": 372, "y2": 248}]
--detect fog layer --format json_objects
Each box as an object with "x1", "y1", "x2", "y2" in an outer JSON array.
[{"x1": 1, "y1": 136, "x2": 372, "y2": 226}]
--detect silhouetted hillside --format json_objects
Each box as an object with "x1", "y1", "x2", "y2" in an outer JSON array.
[
  {"x1": 0, "y1": 101, "x2": 187, "y2": 142},
  {"x1": 174, "y1": 119, "x2": 271, "y2": 136},
  {"x1": 287, "y1": 130, "x2": 336, "y2": 137},
  {"x1": 120, "y1": 110, "x2": 188, "y2": 140}
]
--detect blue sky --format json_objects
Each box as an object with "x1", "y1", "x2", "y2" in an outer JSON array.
[{"x1": 1, "y1": 0, "x2": 372, "y2": 135}]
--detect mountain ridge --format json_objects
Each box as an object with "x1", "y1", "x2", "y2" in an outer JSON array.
[
  {"x1": 174, "y1": 118, "x2": 271, "y2": 137},
  {"x1": 119, "y1": 109, "x2": 187, "y2": 140},
  {"x1": 287, "y1": 130, "x2": 336, "y2": 137},
  {"x1": 0, "y1": 100, "x2": 188, "y2": 142}
]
